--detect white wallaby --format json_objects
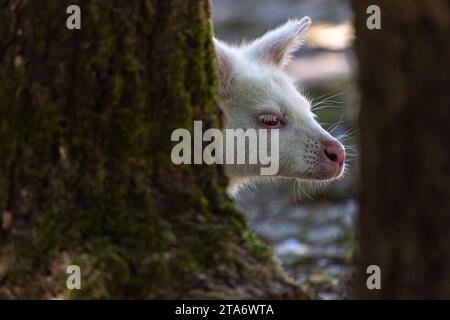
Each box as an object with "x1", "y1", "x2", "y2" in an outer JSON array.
[{"x1": 214, "y1": 17, "x2": 346, "y2": 192}]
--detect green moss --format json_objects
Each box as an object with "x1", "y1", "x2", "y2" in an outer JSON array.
[{"x1": 243, "y1": 231, "x2": 273, "y2": 260}]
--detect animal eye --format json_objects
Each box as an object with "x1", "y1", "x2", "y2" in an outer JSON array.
[{"x1": 257, "y1": 114, "x2": 284, "y2": 128}]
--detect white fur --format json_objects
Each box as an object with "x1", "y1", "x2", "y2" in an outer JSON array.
[{"x1": 214, "y1": 18, "x2": 345, "y2": 192}]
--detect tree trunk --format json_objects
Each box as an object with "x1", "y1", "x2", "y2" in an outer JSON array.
[
  {"x1": 0, "y1": 0, "x2": 308, "y2": 299},
  {"x1": 352, "y1": 0, "x2": 450, "y2": 298}
]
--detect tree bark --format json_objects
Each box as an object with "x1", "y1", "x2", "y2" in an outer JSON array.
[
  {"x1": 0, "y1": 0, "x2": 309, "y2": 299},
  {"x1": 352, "y1": 0, "x2": 450, "y2": 298}
]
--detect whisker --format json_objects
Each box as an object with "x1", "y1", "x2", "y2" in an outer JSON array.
[
  {"x1": 312, "y1": 99, "x2": 344, "y2": 108},
  {"x1": 293, "y1": 180, "x2": 300, "y2": 205},
  {"x1": 310, "y1": 92, "x2": 342, "y2": 104},
  {"x1": 312, "y1": 104, "x2": 343, "y2": 112},
  {"x1": 297, "y1": 180, "x2": 314, "y2": 200},
  {"x1": 311, "y1": 92, "x2": 344, "y2": 106}
]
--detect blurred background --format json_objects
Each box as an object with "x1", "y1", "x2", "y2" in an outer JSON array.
[{"x1": 212, "y1": 0, "x2": 359, "y2": 299}]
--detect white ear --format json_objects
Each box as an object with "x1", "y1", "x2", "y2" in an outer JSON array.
[
  {"x1": 244, "y1": 17, "x2": 311, "y2": 67},
  {"x1": 213, "y1": 38, "x2": 235, "y2": 91}
]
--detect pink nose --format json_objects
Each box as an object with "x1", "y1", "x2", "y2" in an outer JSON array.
[{"x1": 323, "y1": 141, "x2": 346, "y2": 169}]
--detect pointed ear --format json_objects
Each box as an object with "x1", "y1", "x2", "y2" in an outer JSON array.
[
  {"x1": 213, "y1": 38, "x2": 235, "y2": 91},
  {"x1": 244, "y1": 17, "x2": 311, "y2": 68}
]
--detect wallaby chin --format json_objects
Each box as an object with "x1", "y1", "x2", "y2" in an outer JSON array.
[
  {"x1": 226, "y1": 174, "x2": 341, "y2": 199},
  {"x1": 215, "y1": 17, "x2": 347, "y2": 194}
]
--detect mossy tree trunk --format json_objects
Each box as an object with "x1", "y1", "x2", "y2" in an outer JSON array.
[
  {"x1": 0, "y1": 0, "x2": 308, "y2": 299},
  {"x1": 352, "y1": 0, "x2": 450, "y2": 298}
]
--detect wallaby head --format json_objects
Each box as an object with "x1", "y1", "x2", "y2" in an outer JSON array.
[{"x1": 214, "y1": 17, "x2": 346, "y2": 191}]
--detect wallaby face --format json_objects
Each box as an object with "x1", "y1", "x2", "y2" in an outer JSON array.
[{"x1": 214, "y1": 18, "x2": 346, "y2": 189}]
